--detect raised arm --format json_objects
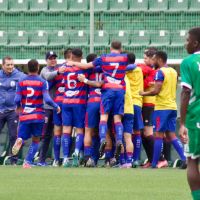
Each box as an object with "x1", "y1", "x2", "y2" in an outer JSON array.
[{"x1": 67, "y1": 61, "x2": 94, "y2": 69}]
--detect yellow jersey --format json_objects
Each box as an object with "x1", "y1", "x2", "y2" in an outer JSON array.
[
  {"x1": 154, "y1": 67, "x2": 177, "y2": 110},
  {"x1": 126, "y1": 67, "x2": 143, "y2": 107},
  {"x1": 124, "y1": 75, "x2": 134, "y2": 114},
  {"x1": 143, "y1": 85, "x2": 156, "y2": 106}
]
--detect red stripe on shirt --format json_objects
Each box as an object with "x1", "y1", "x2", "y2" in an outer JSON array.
[
  {"x1": 19, "y1": 114, "x2": 44, "y2": 121},
  {"x1": 20, "y1": 80, "x2": 43, "y2": 87},
  {"x1": 102, "y1": 56, "x2": 128, "y2": 63},
  {"x1": 63, "y1": 99, "x2": 86, "y2": 104}
]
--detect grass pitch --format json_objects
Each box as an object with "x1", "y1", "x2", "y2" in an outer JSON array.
[{"x1": 0, "y1": 166, "x2": 190, "y2": 200}]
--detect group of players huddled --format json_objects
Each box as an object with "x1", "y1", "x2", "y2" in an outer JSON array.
[{"x1": 11, "y1": 40, "x2": 187, "y2": 169}]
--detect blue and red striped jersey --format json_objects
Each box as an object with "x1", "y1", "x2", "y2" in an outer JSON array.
[
  {"x1": 15, "y1": 75, "x2": 58, "y2": 123},
  {"x1": 63, "y1": 65, "x2": 89, "y2": 105},
  {"x1": 92, "y1": 53, "x2": 128, "y2": 90},
  {"x1": 87, "y1": 67, "x2": 103, "y2": 103},
  {"x1": 53, "y1": 64, "x2": 65, "y2": 103}
]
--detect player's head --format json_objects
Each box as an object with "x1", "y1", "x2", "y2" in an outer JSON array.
[
  {"x1": 143, "y1": 47, "x2": 157, "y2": 66},
  {"x1": 127, "y1": 52, "x2": 136, "y2": 64},
  {"x1": 2, "y1": 56, "x2": 14, "y2": 74},
  {"x1": 86, "y1": 53, "x2": 97, "y2": 63},
  {"x1": 110, "y1": 40, "x2": 122, "y2": 52},
  {"x1": 45, "y1": 51, "x2": 57, "y2": 67},
  {"x1": 28, "y1": 59, "x2": 39, "y2": 73},
  {"x1": 64, "y1": 48, "x2": 72, "y2": 61},
  {"x1": 186, "y1": 27, "x2": 200, "y2": 54},
  {"x1": 152, "y1": 51, "x2": 167, "y2": 69},
  {"x1": 71, "y1": 48, "x2": 83, "y2": 62}
]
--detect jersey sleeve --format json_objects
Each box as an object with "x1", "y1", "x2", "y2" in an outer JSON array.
[
  {"x1": 154, "y1": 70, "x2": 164, "y2": 82},
  {"x1": 14, "y1": 82, "x2": 22, "y2": 107},
  {"x1": 92, "y1": 56, "x2": 102, "y2": 67},
  {"x1": 180, "y1": 59, "x2": 192, "y2": 90},
  {"x1": 42, "y1": 80, "x2": 49, "y2": 93}
]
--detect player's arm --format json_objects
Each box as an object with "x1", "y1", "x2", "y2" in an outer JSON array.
[
  {"x1": 14, "y1": 82, "x2": 22, "y2": 114},
  {"x1": 78, "y1": 74, "x2": 103, "y2": 88},
  {"x1": 67, "y1": 61, "x2": 94, "y2": 69},
  {"x1": 140, "y1": 69, "x2": 163, "y2": 96},
  {"x1": 43, "y1": 81, "x2": 61, "y2": 113}
]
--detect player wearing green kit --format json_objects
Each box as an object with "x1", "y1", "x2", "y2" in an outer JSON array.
[{"x1": 179, "y1": 27, "x2": 200, "y2": 200}]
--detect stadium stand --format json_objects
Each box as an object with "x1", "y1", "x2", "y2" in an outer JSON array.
[
  {"x1": 129, "y1": 0, "x2": 149, "y2": 11},
  {"x1": 48, "y1": 0, "x2": 68, "y2": 11},
  {"x1": 94, "y1": 30, "x2": 109, "y2": 47},
  {"x1": 189, "y1": 0, "x2": 200, "y2": 11},
  {"x1": 148, "y1": 0, "x2": 168, "y2": 11},
  {"x1": 9, "y1": 0, "x2": 29, "y2": 12},
  {"x1": 150, "y1": 30, "x2": 170, "y2": 46},
  {"x1": 0, "y1": 0, "x2": 8, "y2": 11},
  {"x1": 94, "y1": 0, "x2": 108, "y2": 12},
  {"x1": 109, "y1": 0, "x2": 129, "y2": 12},
  {"x1": 29, "y1": 0, "x2": 48, "y2": 12},
  {"x1": 68, "y1": 0, "x2": 88, "y2": 12},
  {"x1": 168, "y1": 0, "x2": 189, "y2": 11}
]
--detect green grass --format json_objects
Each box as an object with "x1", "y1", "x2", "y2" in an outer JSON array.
[{"x1": 0, "y1": 166, "x2": 190, "y2": 200}]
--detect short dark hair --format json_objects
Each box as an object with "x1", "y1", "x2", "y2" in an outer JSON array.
[
  {"x1": 188, "y1": 27, "x2": 200, "y2": 43},
  {"x1": 154, "y1": 51, "x2": 168, "y2": 63},
  {"x1": 71, "y1": 48, "x2": 83, "y2": 58},
  {"x1": 2, "y1": 56, "x2": 13, "y2": 65},
  {"x1": 144, "y1": 47, "x2": 157, "y2": 58},
  {"x1": 111, "y1": 40, "x2": 122, "y2": 50},
  {"x1": 127, "y1": 52, "x2": 136, "y2": 64},
  {"x1": 28, "y1": 59, "x2": 39, "y2": 73},
  {"x1": 86, "y1": 53, "x2": 97, "y2": 63},
  {"x1": 64, "y1": 48, "x2": 72, "y2": 59}
]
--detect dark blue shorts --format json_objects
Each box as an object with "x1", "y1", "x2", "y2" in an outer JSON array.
[
  {"x1": 53, "y1": 103, "x2": 62, "y2": 126},
  {"x1": 62, "y1": 104, "x2": 86, "y2": 128},
  {"x1": 123, "y1": 114, "x2": 134, "y2": 134},
  {"x1": 18, "y1": 122, "x2": 44, "y2": 140},
  {"x1": 85, "y1": 102, "x2": 100, "y2": 128},
  {"x1": 153, "y1": 110, "x2": 177, "y2": 132},
  {"x1": 100, "y1": 89, "x2": 125, "y2": 115},
  {"x1": 133, "y1": 105, "x2": 144, "y2": 131}
]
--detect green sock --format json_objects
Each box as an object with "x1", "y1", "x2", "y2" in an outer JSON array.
[{"x1": 192, "y1": 190, "x2": 200, "y2": 200}]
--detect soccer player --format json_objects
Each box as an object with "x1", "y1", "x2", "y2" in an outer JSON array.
[
  {"x1": 64, "y1": 48, "x2": 72, "y2": 61},
  {"x1": 38, "y1": 51, "x2": 65, "y2": 166},
  {"x1": 179, "y1": 27, "x2": 200, "y2": 200},
  {"x1": 12, "y1": 59, "x2": 60, "y2": 168},
  {"x1": 140, "y1": 51, "x2": 186, "y2": 168},
  {"x1": 78, "y1": 53, "x2": 102, "y2": 167},
  {"x1": 67, "y1": 41, "x2": 128, "y2": 159},
  {"x1": 138, "y1": 48, "x2": 157, "y2": 168},
  {"x1": 62, "y1": 48, "x2": 89, "y2": 167},
  {"x1": 126, "y1": 53, "x2": 144, "y2": 167}
]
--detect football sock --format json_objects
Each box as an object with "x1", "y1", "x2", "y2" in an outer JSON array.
[
  {"x1": 145, "y1": 135, "x2": 154, "y2": 163},
  {"x1": 115, "y1": 122, "x2": 123, "y2": 143},
  {"x1": 99, "y1": 121, "x2": 108, "y2": 143},
  {"x1": 26, "y1": 141, "x2": 39, "y2": 163},
  {"x1": 152, "y1": 138, "x2": 163, "y2": 168},
  {"x1": 91, "y1": 136, "x2": 100, "y2": 163},
  {"x1": 105, "y1": 149, "x2": 112, "y2": 161},
  {"x1": 62, "y1": 133, "x2": 71, "y2": 158},
  {"x1": 84, "y1": 146, "x2": 91, "y2": 158},
  {"x1": 53, "y1": 135, "x2": 61, "y2": 161},
  {"x1": 120, "y1": 153, "x2": 126, "y2": 165},
  {"x1": 171, "y1": 138, "x2": 186, "y2": 161},
  {"x1": 126, "y1": 152, "x2": 133, "y2": 164},
  {"x1": 75, "y1": 133, "x2": 84, "y2": 155},
  {"x1": 133, "y1": 134, "x2": 142, "y2": 161}
]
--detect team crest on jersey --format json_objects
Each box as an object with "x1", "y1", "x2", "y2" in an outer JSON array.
[{"x1": 10, "y1": 81, "x2": 16, "y2": 87}]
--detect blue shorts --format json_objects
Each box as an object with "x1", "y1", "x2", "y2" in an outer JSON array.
[
  {"x1": 123, "y1": 114, "x2": 134, "y2": 134},
  {"x1": 53, "y1": 103, "x2": 62, "y2": 126},
  {"x1": 62, "y1": 104, "x2": 86, "y2": 128},
  {"x1": 18, "y1": 122, "x2": 44, "y2": 140},
  {"x1": 133, "y1": 105, "x2": 144, "y2": 131},
  {"x1": 85, "y1": 102, "x2": 100, "y2": 128},
  {"x1": 153, "y1": 110, "x2": 177, "y2": 132},
  {"x1": 100, "y1": 89, "x2": 125, "y2": 115}
]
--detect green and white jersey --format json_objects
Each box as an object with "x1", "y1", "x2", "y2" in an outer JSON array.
[{"x1": 180, "y1": 52, "x2": 200, "y2": 129}]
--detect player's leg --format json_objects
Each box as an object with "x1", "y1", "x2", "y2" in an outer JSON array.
[
  {"x1": 91, "y1": 130, "x2": 100, "y2": 165},
  {"x1": 166, "y1": 110, "x2": 186, "y2": 168},
  {"x1": 141, "y1": 106, "x2": 154, "y2": 167},
  {"x1": 104, "y1": 132, "x2": 113, "y2": 167},
  {"x1": 52, "y1": 108, "x2": 62, "y2": 167},
  {"x1": 132, "y1": 105, "x2": 144, "y2": 166},
  {"x1": 123, "y1": 113, "x2": 134, "y2": 168},
  {"x1": 187, "y1": 158, "x2": 200, "y2": 200},
  {"x1": 62, "y1": 105, "x2": 73, "y2": 167}
]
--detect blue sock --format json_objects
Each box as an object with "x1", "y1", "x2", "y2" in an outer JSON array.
[
  {"x1": 171, "y1": 138, "x2": 186, "y2": 161},
  {"x1": 105, "y1": 149, "x2": 112, "y2": 161},
  {"x1": 152, "y1": 138, "x2": 163, "y2": 168},
  {"x1": 126, "y1": 152, "x2": 133, "y2": 164},
  {"x1": 53, "y1": 135, "x2": 61, "y2": 161},
  {"x1": 75, "y1": 133, "x2": 84, "y2": 155},
  {"x1": 84, "y1": 146, "x2": 91, "y2": 158},
  {"x1": 99, "y1": 121, "x2": 107, "y2": 143},
  {"x1": 115, "y1": 122, "x2": 123, "y2": 143},
  {"x1": 133, "y1": 134, "x2": 142, "y2": 161},
  {"x1": 62, "y1": 134, "x2": 71, "y2": 158},
  {"x1": 26, "y1": 141, "x2": 39, "y2": 163},
  {"x1": 91, "y1": 136, "x2": 100, "y2": 163},
  {"x1": 120, "y1": 153, "x2": 126, "y2": 165}
]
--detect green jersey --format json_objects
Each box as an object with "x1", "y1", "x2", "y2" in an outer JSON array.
[{"x1": 180, "y1": 52, "x2": 200, "y2": 129}]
